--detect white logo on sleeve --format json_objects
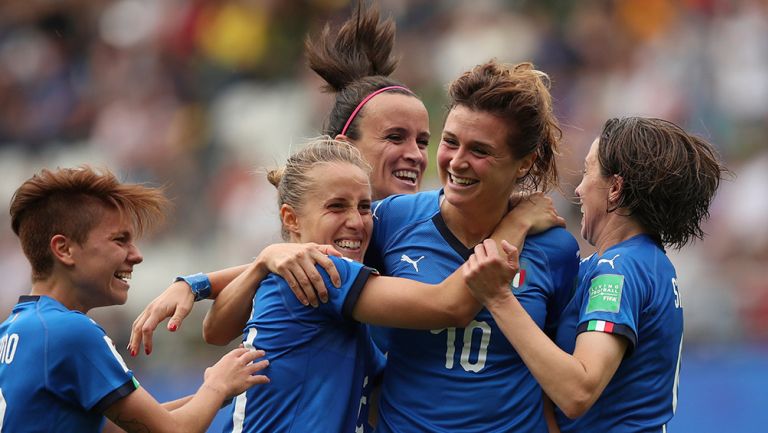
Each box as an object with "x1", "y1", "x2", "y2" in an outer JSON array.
[
  {"x1": 401, "y1": 254, "x2": 425, "y2": 272},
  {"x1": 597, "y1": 254, "x2": 620, "y2": 269},
  {"x1": 372, "y1": 201, "x2": 383, "y2": 221}
]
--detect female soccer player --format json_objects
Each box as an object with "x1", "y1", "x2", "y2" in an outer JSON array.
[
  {"x1": 126, "y1": 4, "x2": 437, "y2": 350},
  {"x1": 465, "y1": 117, "x2": 727, "y2": 432},
  {"x1": 0, "y1": 166, "x2": 269, "y2": 433},
  {"x1": 210, "y1": 137, "x2": 530, "y2": 433},
  {"x1": 361, "y1": 60, "x2": 579, "y2": 433}
]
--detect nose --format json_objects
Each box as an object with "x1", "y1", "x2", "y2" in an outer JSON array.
[
  {"x1": 574, "y1": 178, "x2": 584, "y2": 199},
  {"x1": 402, "y1": 138, "x2": 425, "y2": 167},
  {"x1": 449, "y1": 146, "x2": 470, "y2": 172},
  {"x1": 345, "y1": 210, "x2": 365, "y2": 230},
  {"x1": 127, "y1": 243, "x2": 143, "y2": 265}
]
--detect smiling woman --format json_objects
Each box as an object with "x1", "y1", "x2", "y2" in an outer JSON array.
[
  {"x1": 202, "y1": 136, "x2": 543, "y2": 433},
  {"x1": 266, "y1": 138, "x2": 374, "y2": 263},
  {"x1": 306, "y1": 3, "x2": 430, "y2": 200},
  {"x1": 1, "y1": 166, "x2": 269, "y2": 433}
]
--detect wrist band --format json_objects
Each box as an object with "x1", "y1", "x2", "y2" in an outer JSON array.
[{"x1": 174, "y1": 273, "x2": 211, "y2": 302}]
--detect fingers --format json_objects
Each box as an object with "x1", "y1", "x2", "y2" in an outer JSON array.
[
  {"x1": 279, "y1": 270, "x2": 308, "y2": 306},
  {"x1": 248, "y1": 373, "x2": 271, "y2": 386},
  {"x1": 128, "y1": 310, "x2": 147, "y2": 357},
  {"x1": 140, "y1": 316, "x2": 159, "y2": 356},
  {"x1": 500, "y1": 240, "x2": 519, "y2": 259},
  {"x1": 289, "y1": 265, "x2": 320, "y2": 308},
  {"x1": 237, "y1": 349, "x2": 271, "y2": 383},
  {"x1": 500, "y1": 240, "x2": 520, "y2": 273},
  {"x1": 313, "y1": 249, "x2": 340, "y2": 289},
  {"x1": 276, "y1": 246, "x2": 338, "y2": 307},
  {"x1": 247, "y1": 359, "x2": 271, "y2": 374},
  {"x1": 317, "y1": 243, "x2": 342, "y2": 258},
  {"x1": 168, "y1": 302, "x2": 191, "y2": 333},
  {"x1": 237, "y1": 348, "x2": 266, "y2": 362}
]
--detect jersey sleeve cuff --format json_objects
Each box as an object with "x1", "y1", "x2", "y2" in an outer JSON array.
[
  {"x1": 93, "y1": 377, "x2": 139, "y2": 414},
  {"x1": 577, "y1": 319, "x2": 637, "y2": 355},
  {"x1": 341, "y1": 266, "x2": 375, "y2": 321}
]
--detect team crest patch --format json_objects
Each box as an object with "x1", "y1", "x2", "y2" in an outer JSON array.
[{"x1": 586, "y1": 274, "x2": 624, "y2": 313}]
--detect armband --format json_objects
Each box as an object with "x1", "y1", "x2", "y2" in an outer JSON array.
[{"x1": 174, "y1": 273, "x2": 212, "y2": 302}]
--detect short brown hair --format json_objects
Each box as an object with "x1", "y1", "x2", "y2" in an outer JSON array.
[
  {"x1": 598, "y1": 117, "x2": 728, "y2": 249},
  {"x1": 447, "y1": 60, "x2": 562, "y2": 193},
  {"x1": 10, "y1": 166, "x2": 169, "y2": 280}
]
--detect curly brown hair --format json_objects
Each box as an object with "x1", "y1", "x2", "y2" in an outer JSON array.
[
  {"x1": 10, "y1": 166, "x2": 169, "y2": 280},
  {"x1": 305, "y1": 1, "x2": 418, "y2": 141},
  {"x1": 447, "y1": 60, "x2": 562, "y2": 193},
  {"x1": 598, "y1": 117, "x2": 728, "y2": 249}
]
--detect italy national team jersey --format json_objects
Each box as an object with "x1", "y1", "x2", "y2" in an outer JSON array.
[
  {"x1": 554, "y1": 234, "x2": 683, "y2": 432},
  {"x1": 367, "y1": 190, "x2": 580, "y2": 433},
  {"x1": 222, "y1": 255, "x2": 385, "y2": 433},
  {"x1": 0, "y1": 295, "x2": 137, "y2": 432}
]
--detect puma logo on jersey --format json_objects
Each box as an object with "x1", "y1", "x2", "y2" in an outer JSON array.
[
  {"x1": 372, "y1": 201, "x2": 383, "y2": 221},
  {"x1": 401, "y1": 254, "x2": 425, "y2": 272},
  {"x1": 598, "y1": 254, "x2": 620, "y2": 269}
]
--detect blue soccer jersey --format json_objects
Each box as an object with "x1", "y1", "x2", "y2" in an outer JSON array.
[
  {"x1": 554, "y1": 234, "x2": 683, "y2": 433},
  {"x1": 0, "y1": 295, "x2": 137, "y2": 432},
  {"x1": 222, "y1": 255, "x2": 385, "y2": 433},
  {"x1": 367, "y1": 190, "x2": 580, "y2": 433}
]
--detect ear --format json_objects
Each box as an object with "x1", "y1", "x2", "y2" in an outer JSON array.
[
  {"x1": 280, "y1": 204, "x2": 301, "y2": 238},
  {"x1": 516, "y1": 152, "x2": 537, "y2": 180},
  {"x1": 334, "y1": 134, "x2": 351, "y2": 143},
  {"x1": 608, "y1": 174, "x2": 623, "y2": 203},
  {"x1": 50, "y1": 234, "x2": 76, "y2": 266}
]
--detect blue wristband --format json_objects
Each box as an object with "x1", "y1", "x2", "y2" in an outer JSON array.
[{"x1": 174, "y1": 273, "x2": 212, "y2": 302}]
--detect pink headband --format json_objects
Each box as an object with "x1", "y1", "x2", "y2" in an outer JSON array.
[{"x1": 341, "y1": 85, "x2": 412, "y2": 136}]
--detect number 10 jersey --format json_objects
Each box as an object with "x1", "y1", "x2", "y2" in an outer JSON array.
[{"x1": 366, "y1": 190, "x2": 579, "y2": 433}]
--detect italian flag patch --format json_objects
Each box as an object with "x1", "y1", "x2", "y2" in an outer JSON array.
[
  {"x1": 586, "y1": 320, "x2": 615, "y2": 333},
  {"x1": 509, "y1": 261, "x2": 528, "y2": 292}
]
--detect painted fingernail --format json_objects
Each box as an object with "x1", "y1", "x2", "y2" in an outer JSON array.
[
  {"x1": 145, "y1": 348, "x2": 151, "y2": 355},
  {"x1": 131, "y1": 350, "x2": 136, "y2": 357},
  {"x1": 169, "y1": 323, "x2": 177, "y2": 331}
]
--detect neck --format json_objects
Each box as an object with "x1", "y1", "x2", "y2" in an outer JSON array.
[
  {"x1": 594, "y1": 212, "x2": 648, "y2": 255},
  {"x1": 31, "y1": 275, "x2": 88, "y2": 312},
  {"x1": 440, "y1": 195, "x2": 508, "y2": 248}
]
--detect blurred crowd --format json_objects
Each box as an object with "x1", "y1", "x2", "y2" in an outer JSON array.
[{"x1": 1, "y1": 0, "x2": 767, "y2": 371}]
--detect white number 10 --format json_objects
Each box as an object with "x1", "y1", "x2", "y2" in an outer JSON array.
[{"x1": 431, "y1": 320, "x2": 491, "y2": 373}]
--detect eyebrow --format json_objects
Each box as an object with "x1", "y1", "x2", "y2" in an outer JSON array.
[
  {"x1": 442, "y1": 130, "x2": 494, "y2": 149},
  {"x1": 384, "y1": 126, "x2": 431, "y2": 139}
]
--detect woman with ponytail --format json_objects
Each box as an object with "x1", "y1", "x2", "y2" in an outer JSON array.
[
  {"x1": 206, "y1": 137, "x2": 530, "y2": 432},
  {"x1": 127, "y1": 5, "x2": 436, "y2": 351},
  {"x1": 306, "y1": 3, "x2": 430, "y2": 200}
]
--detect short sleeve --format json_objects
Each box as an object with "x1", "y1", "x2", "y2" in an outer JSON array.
[
  {"x1": 314, "y1": 256, "x2": 376, "y2": 322},
  {"x1": 576, "y1": 262, "x2": 640, "y2": 353},
  {"x1": 46, "y1": 316, "x2": 136, "y2": 412}
]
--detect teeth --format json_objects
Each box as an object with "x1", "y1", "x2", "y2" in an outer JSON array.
[
  {"x1": 114, "y1": 272, "x2": 131, "y2": 281},
  {"x1": 335, "y1": 240, "x2": 362, "y2": 249},
  {"x1": 393, "y1": 170, "x2": 418, "y2": 183},
  {"x1": 450, "y1": 173, "x2": 476, "y2": 186}
]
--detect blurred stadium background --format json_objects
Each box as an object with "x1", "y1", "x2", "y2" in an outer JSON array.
[{"x1": 1, "y1": 0, "x2": 766, "y2": 431}]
